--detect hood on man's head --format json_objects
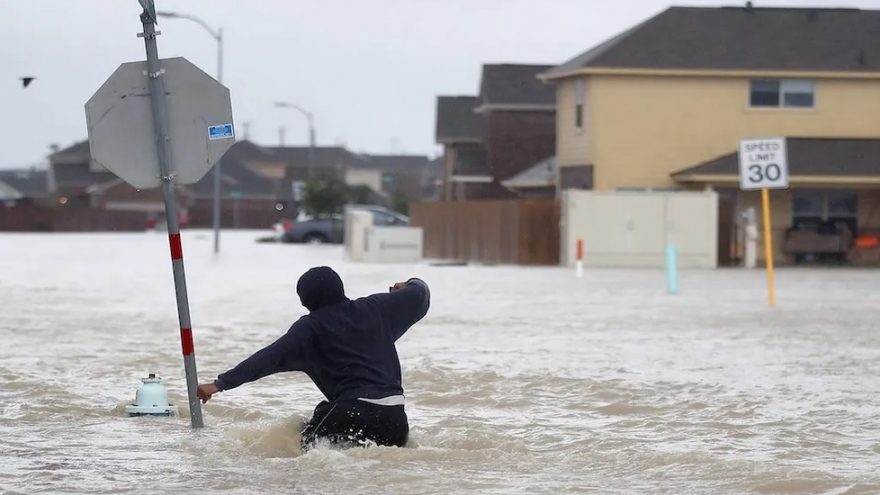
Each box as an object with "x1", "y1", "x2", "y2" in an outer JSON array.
[{"x1": 297, "y1": 266, "x2": 348, "y2": 311}]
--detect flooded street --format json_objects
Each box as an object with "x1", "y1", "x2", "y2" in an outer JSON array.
[{"x1": 1, "y1": 230, "x2": 878, "y2": 494}]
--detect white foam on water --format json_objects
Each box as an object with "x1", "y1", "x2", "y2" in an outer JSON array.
[{"x1": 0, "y1": 231, "x2": 879, "y2": 494}]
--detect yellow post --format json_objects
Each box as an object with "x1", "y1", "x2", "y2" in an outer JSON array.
[{"x1": 761, "y1": 187, "x2": 776, "y2": 307}]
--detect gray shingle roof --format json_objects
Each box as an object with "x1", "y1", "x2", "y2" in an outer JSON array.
[
  {"x1": 223, "y1": 140, "x2": 282, "y2": 163},
  {"x1": 501, "y1": 155, "x2": 556, "y2": 187},
  {"x1": 177, "y1": 140, "x2": 281, "y2": 197},
  {"x1": 49, "y1": 141, "x2": 90, "y2": 161},
  {"x1": 0, "y1": 169, "x2": 49, "y2": 197},
  {"x1": 435, "y1": 96, "x2": 481, "y2": 142},
  {"x1": 479, "y1": 64, "x2": 556, "y2": 105},
  {"x1": 544, "y1": 6, "x2": 880, "y2": 78},
  {"x1": 52, "y1": 162, "x2": 115, "y2": 188},
  {"x1": 267, "y1": 146, "x2": 355, "y2": 169},
  {"x1": 355, "y1": 155, "x2": 431, "y2": 174},
  {"x1": 478, "y1": 64, "x2": 556, "y2": 106},
  {"x1": 672, "y1": 137, "x2": 880, "y2": 178},
  {"x1": 185, "y1": 161, "x2": 279, "y2": 197}
]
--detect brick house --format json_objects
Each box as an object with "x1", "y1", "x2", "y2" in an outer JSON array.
[{"x1": 434, "y1": 64, "x2": 557, "y2": 200}]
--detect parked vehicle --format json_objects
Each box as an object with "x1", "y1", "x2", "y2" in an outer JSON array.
[{"x1": 277, "y1": 205, "x2": 409, "y2": 244}]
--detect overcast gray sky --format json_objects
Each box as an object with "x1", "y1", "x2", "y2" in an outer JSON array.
[{"x1": 2, "y1": 0, "x2": 876, "y2": 169}]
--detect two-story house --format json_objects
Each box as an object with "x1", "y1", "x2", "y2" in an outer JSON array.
[
  {"x1": 540, "y1": 4, "x2": 880, "y2": 263},
  {"x1": 345, "y1": 154, "x2": 436, "y2": 204},
  {"x1": 435, "y1": 63, "x2": 557, "y2": 200}
]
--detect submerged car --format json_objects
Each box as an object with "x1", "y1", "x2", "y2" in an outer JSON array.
[{"x1": 277, "y1": 205, "x2": 409, "y2": 244}]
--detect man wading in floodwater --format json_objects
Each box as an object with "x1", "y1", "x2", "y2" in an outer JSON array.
[{"x1": 196, "y1": 266, "x2": 431, "y2": 451}]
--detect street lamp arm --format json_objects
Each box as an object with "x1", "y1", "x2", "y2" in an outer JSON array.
[
  {"x1": 156, "y1": 11, "x2": 222, "y2": 40},
  {"x1": 274, "y1": 101, "x2": 314, "y2": 123}
]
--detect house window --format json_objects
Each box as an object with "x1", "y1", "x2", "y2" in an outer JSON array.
[
  {"x1": 749, "y1": 79, "x2": 815, "y2": 108},
  {"x1": 792, "y1": 189, "x2": 858, "y2": 233},
  {"x1": 575, "y1": 79, "x2": 585, "y2": 128}
]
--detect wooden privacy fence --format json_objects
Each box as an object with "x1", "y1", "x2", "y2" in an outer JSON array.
[{"x1": 409, "y1": 199, "x2": 560, "y2": 265}]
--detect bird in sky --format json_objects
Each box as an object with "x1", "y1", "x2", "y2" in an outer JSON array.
[{"x1": 20, "y1": 77, "x2": 35, "y2": 88}]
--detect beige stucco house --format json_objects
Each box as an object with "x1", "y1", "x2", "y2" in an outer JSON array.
[{"x1": 540, "y1": 4, "x2": 880, "y2": 264}]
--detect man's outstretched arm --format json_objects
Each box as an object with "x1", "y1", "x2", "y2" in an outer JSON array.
[
  {"x1": 373, "y1": 277, "x2": 431, "y2": 342},
  {"x1": 197, "y1": 318, "x2": 313, "y2": 402}
]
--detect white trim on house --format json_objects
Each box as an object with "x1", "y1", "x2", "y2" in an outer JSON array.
[
  {"x1": 502, "y1": 178, "x2": 555, "y2": 188},
  {"x1": 473, "y1": 103, "x2": 556, "y2": 113},
  {"x1": 0, "y1": 180, "x2": 23, "y2": 200},
  {"x1": 450, "y1": 175, "x2": 493, "y2": 183}
]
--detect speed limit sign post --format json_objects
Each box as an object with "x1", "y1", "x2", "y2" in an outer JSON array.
[{"x1": 738, "y1": 137, "x2": 789, "y2": 308}]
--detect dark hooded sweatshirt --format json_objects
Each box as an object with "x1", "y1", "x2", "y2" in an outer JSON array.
[{"x1": 213, "y1": 267, "x2": 431, "y2": 403}]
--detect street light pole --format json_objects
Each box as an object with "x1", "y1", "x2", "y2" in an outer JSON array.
[
  {"x1": 274, "y1": 101, "x2": 317, "y2": 181},
  {"x1": 158, "y1": 11, "x2": 224, "y2": 255}
]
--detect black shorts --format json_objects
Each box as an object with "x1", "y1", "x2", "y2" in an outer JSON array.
[{"x1": 301, "y1": 399, "x2": 409, "y2": 452}]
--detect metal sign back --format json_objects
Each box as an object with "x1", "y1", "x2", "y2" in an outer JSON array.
[{"x1": 85, "y1": 57, "x2": 235, "y2": 190}]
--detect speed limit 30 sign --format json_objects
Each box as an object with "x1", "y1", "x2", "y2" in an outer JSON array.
[{"x1": 738, "y1": 137, "x2": 789, "y2": 190}]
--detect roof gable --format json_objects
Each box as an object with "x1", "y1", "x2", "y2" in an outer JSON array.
[{"x1": 544, "y1": 6, "x2": 880, "y2": 78}]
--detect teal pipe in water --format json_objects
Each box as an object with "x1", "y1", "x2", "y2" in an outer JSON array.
[{"x1": 665, "y1": 243, "x2": 679, "y2": 294}]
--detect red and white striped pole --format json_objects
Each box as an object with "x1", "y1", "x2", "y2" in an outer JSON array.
[
  {"x1": 576, "y1": 238, "x2": 584, "y2": 278},
  {"x1": 142, "y1": 13, "x2": 204, "y2": 429}
]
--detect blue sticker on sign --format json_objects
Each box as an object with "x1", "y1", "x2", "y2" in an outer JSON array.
[{"x1": 208, "y1": 124, "x2": 234, "y2": 141}]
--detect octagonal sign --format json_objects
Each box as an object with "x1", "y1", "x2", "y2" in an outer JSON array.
[{"x1": 85, "y1": 57, "x2": 234, "y2": 190}]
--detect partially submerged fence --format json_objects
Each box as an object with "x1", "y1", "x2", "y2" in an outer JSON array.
[{"x1": 409, "y1": 199, "x2": 560, "y2": 265}]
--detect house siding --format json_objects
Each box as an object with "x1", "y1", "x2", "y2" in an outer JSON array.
[
  {"x1": 556, "y1": 78, "x2": 591, "y2": 167},
  {"x1": 483, "y1": 110, "x2": 556, "y2": 182},
  {"x1": 578, "y1": 74, "x2": 880, "y2": 191}
]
